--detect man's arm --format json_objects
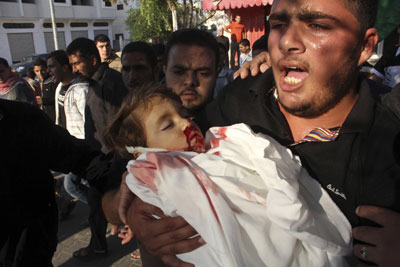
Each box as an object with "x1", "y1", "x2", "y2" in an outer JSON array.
[{"x1": 225, "y1": 24, "x2": 232, "y2": 34}]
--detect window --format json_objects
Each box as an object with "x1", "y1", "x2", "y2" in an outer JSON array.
[
  {"x1": 70, "y1": 22, "x2": 88, "y2": 27},
  {"x1": 117, "y1": 4, "x2": 123, "y2": 10},
  {"x1": 93, "y1": 22, "x2": 108, "y2": 27},
  {"x1": 43, "y1": 23, "x2": 64, "y2": 28},
  {"x1": 3, "y1": 23, "x2": 35, "y2": 29},
  {"x1": 71, "y1": 0, "x2": 92, "y2": 6},
  {"x1": 54, "y1": 0, "x2": 66, "y2": 3},
  {"x1": 22, "y1": 0, "x2": 35, "y2": 3},
  {"x1": 0, "y1": 0, "x2": 18, "y2": 2}
]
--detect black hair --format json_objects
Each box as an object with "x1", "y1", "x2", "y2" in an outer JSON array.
[
  {"x1": 27, "y1": 68, "x2": 36, "y2": 79},
  {"x1": 0, "y1": 57, "x2": 9, "y2": 67},
  {"x1": 32, "y1": 58, "x2": 47, "y2": 68},
  {"x1": 165, "y1": 28, "x2": 219, "y2": 70},
  {"x1": 94, "y1": 34, "x2": 110, "y2": 45},
  {"x1": 121, "y1": 41, "x2": 157, "y2": 69},
  {"x1": 47, "y1": 50, "x2": 72, "y2": 72},
  {"x1": 66, "y1": 37, "x2": 101, "y2": 63},
  {"x1": 239, "y1": 39, "x2": 250, "y2": 47},
  {"x1": 345, "y1": 0, "x2": 379, "y2": 33}
]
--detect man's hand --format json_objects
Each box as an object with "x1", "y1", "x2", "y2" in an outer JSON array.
[
  {"x1": 118, "y1": 225, "x2": 134, "y2": 245},
  {"x1": 36, "y1": 96, "x2": 42, "y2": 105},
  {"x1": 352, "y1": 205, "x2": 400, "y2": 267},
  {"x1": 234, "y1": 51, "x2": 271, "y2": 79},
  {"x1": 126, "y1": 197, "x2": 205, "y2": 267}
]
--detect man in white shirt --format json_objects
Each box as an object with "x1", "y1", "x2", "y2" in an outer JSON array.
[{"x1": 239, "y1": 39, "x2": 252, "y2": 68}]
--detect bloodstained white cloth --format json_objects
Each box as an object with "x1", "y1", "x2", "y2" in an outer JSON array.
[{"x1": 126, "y1": 123, "x2": 352, "y2": 267}]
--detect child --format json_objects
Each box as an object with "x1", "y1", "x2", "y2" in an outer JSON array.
[{"x1": 103, "y1": 83, "x2": 352, "y2": 267}]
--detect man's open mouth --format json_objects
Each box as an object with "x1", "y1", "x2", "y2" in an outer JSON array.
[{"x1": 283, "y1": 66, "x2": 309, "y2": 85}]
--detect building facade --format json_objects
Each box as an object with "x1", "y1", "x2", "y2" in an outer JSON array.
[{"x1": 0, "y1": 0, "x2": 132, "y2": 64}]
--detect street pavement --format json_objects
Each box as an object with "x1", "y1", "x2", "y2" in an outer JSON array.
[{"x1": 52, "y1": 176, "x2": 142, "y2": 267}]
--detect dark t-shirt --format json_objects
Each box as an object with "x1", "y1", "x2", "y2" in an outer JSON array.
[
  {"x1": 199, "y1": 69, "x2": 400, "y2": 227},
  {"x1": 57, "y1": 83, "x2": 70, "y2": 129}
]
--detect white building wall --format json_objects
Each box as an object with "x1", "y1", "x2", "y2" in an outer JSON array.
[{"x1": 0, "y1": 0, "x2": 131, "y2": 64}]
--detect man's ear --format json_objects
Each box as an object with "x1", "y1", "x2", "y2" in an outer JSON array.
[
  {"x1": 357, "y1": 28, "x2": 379, "y2": 67},
  {"x1": 163, "y1": 65, "x2": 167, "y2": 75},
  {"x1": 92, "y1": 55, "x2": 98, "y2": 67}
]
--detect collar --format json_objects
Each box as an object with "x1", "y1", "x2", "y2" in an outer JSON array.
[
  {"x1": 91, "y1": 62, "x2": 109, "y2": 83},
  {"x1": 257, "y1": 72, "x2": 375, "y2": 142}
]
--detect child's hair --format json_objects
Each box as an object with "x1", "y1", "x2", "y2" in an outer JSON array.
[{"x1": 103, "y1": 82, "x2": 181, "y2": 151}]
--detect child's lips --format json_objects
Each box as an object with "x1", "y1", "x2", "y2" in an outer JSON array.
[{"x1": 184, "y1": 126, "x2": 205, "y2": 152}]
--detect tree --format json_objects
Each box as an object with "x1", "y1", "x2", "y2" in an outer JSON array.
[
  {"x1": 125, "y1": 0, "x2": 216, "y2": 42},
  {"x1": 126, "y1": 0, "x2": 172, "y2": 42}
]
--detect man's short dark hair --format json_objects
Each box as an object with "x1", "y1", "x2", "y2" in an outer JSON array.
[
  {"x1": 345, "y1": 0, "x2": 378, "y2": 33},
  {"x1": 94, "y1": 34, "x2": 110, "y2": 45},
  {"x1": 33, "y1": 58, "x2": 47, "y2": 68},
  {"x1": 239, "y1": 39, "x2": 250, "y2": 47},
  {"x1": 47, "y1": 50, "x2": 72, "y2": 72},
  {"x1": 66, "y1": 37, "x2": 101, "y2": 63},
  {"x1": 0, "y1": 57, "x2": 9, "y2": 68},
  {"x1": 27, "y1": 68, "x2": 36, "y2": 79},
  {"x1": 165, "y1": 28, "x2": 219, "y2": 69},
  {"x1": 121, "y1": 41, "x2": 157, "y2": 69}
]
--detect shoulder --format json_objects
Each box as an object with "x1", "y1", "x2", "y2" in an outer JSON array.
[{"x1": 0, "y1": 99, "x2": 47, "y2": 127}]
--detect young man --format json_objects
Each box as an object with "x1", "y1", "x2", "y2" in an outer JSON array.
[
  {"x1": 121, "y1": 41, "x2": 157, "y2": 91},
  {"x1": 238, "y1": 38, "x2": 252, "y2": 68},
  {"x1": 122, "y1": 0, "x2": 400, "y2": 266},
  {"x1": 0, "y1": 57, "x2": 36, "y2": 105},
  {"x1": 33, "y1": 58, "x2": 58, "y2": 122},
  {"x1": 225, "y1": 15, "x2": 246, "y2": 70},
  {"x1": 66, "y1": 37, "x2": 126, "y2": 259},
  {"x1": 163, "y1": 28, "x2": 219, "y2": 114},
  {"x1": 47, "y1": 50, "x2": 90, "y2": 207},
  {"x1": 67, "y1": 37, "x2": 126, "y2": 153},
  {"x1": 94, "y1": 34, "x2": 122, "y2": 72}
]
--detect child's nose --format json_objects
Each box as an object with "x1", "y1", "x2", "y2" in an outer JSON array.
[{"x1": 181, "y1": 119, "x2": 191, "y2": 131}]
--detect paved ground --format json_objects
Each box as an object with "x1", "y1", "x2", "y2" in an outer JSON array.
[{"x1": 52, "y1": 176, "x2": 142, "y2": 267}]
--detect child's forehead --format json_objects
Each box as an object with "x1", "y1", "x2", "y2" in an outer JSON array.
[{"x1": 149, "y1": 95, "x2": 182, "y2": 109}]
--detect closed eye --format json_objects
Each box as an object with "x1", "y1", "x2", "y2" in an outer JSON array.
[{"x1": 160, "y1": 121, "x2": 173, "y2": 131}]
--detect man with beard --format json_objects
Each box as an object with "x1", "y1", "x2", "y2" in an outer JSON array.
[
  {"x1": 121, "y1": 0, "x2": 400, "y2": 266},
  {"x1": 121, "y1": 41, "x2": 157, "y2": 92},
  {"x1": 66, "y1": 37, "x2": 126, "y2": 259},
  {"x1": 163, "y1": 28, "x2": 219, "y2": 115},
  {"x1": 47, "y1": 50, "x2": 90, "y2": 214}
]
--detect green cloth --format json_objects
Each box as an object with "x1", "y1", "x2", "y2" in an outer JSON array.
[{"x1": 375, "y1": 0, "x2": 400, "y2": 41}]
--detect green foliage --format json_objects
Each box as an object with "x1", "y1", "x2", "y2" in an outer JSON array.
[{"x1": 125, "y1": 0, "x2": 173, "y2": 42}]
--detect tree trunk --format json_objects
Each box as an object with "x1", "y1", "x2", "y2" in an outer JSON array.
[
  {"x1": 182, "y1": 0, "x2": 187, "y2": 28},
  {"x1": 167, "y1": 0, "x2": 178, "y2": 31},
  {"x1": 188, "y1": 0, "x2": 193, "y2": 28}
]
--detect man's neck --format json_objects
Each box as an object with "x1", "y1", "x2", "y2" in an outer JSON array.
[{"x1": 280, "y1": 91, "x2": 359, "y2": 142}]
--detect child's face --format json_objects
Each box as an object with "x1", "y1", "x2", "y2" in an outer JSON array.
[{"x1": 139, "y1": 96, "x2": 205, "y2": 153}]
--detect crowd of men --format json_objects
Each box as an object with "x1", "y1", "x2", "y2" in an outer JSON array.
[{"x1": 1, "y1": 0, "x2": 400, "y2": 266}]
